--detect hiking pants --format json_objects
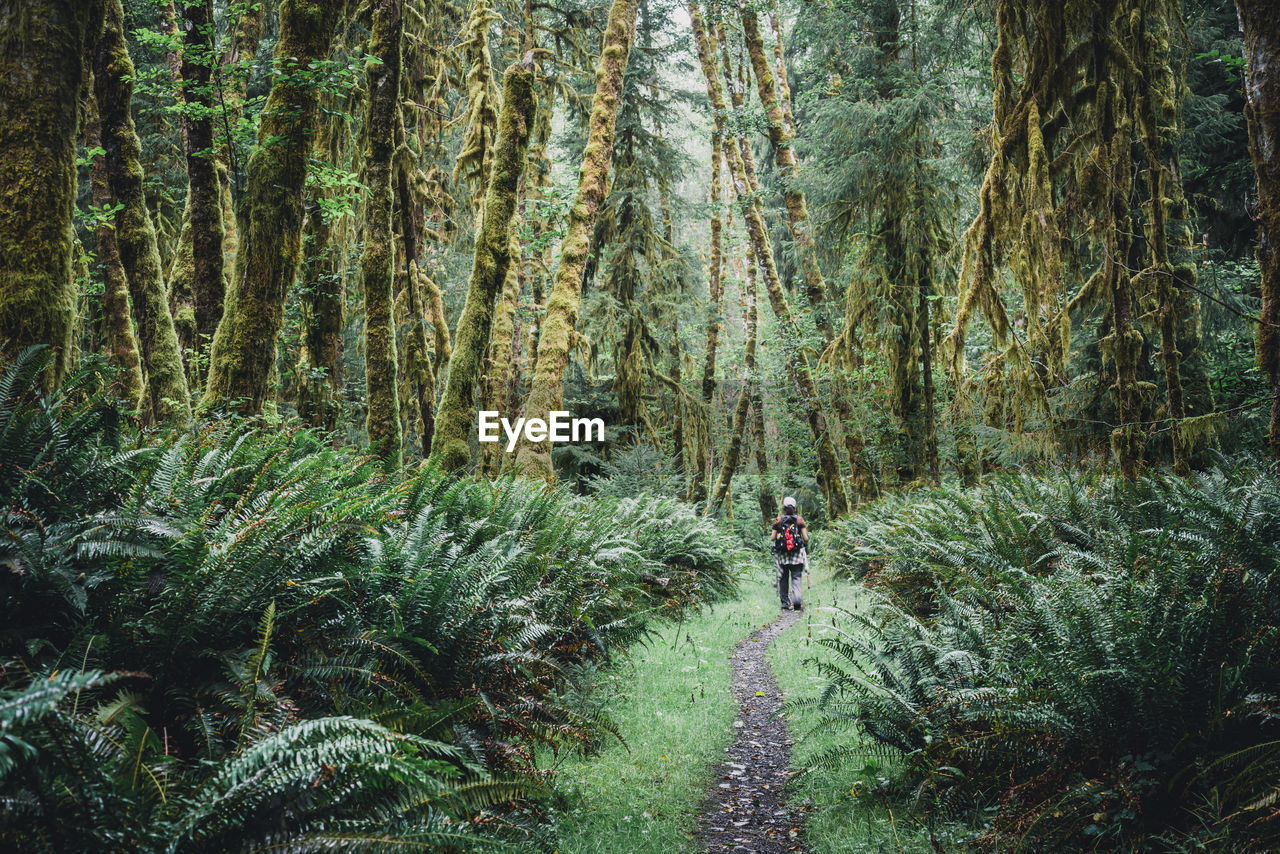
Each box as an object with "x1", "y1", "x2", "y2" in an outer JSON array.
[{"x1": 775, "y1": 555, "x2": 804, "y2": 608}]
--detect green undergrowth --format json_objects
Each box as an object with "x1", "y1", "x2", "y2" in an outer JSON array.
[
  {"x1": 768, "y1": 558, "x2": 955, "y2": 854},
  {"x1": 807, "y1": 465, "x2": 1280, "y2": 852},
  {"x1": 0, "y1": 352, "x2": 745, "y2": 852},
  {"x1": 548, "y1": 560, "x2": 779, "y2": 854}
]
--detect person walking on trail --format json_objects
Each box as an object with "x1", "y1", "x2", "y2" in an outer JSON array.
[{"x1": 772, "y1": 497, "x2": 808, "y2": 611}]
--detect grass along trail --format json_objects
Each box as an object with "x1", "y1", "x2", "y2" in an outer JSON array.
[
  {"x1": 549, "y1": 559, "x2": 782, "y2": 854},
  {"x1": 768, "y1": 560, "x2": 952, "y2": 854}
]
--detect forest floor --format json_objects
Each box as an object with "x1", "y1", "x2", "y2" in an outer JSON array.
[{"x1": 550, "y1": 557, "x2": 948, "y2": 854}]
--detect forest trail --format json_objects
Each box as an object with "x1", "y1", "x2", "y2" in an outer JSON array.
[{"x1": 697, "y1": 608, "x2": 807, "y2": 854}]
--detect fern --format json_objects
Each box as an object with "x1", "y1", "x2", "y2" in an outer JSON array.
[{"x1": 813, "y1": 461, "x2": 1280, "y2": 850}]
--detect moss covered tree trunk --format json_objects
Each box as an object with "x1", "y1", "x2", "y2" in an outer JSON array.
[
  {"x1": 1236, "y1": 0, "x2": 1280, "y2": 454},
  {"x1": 740, "y1": 5, "x2": 830, "y2": 340},
  {"x1": 361, "y1": 0, "x2": 405, "y2": 466},
  {"x1": 202, "y1": 0, "x2": 341, "y2": 415},
  {"x1": 178, "y1": 0, "x2": 225, "y2": 354},
  {"x1": 480, "y1": 232, "x2": 522, "y2": 477},
  {"x1": 708, "y1": 274, "x2": 758, "y2": 517},
  {"x1": 297, "y1": 194, "x2": 344, "y2": 432},
  {"x1": 513, "y1": 0, "x2": 640, "y2": 480},
  {"x1": 398, "y1": 172, "x2": 436, "y2": 458},
  {"x1": 85, "y1": 92, "x2": 146, "y2": 415},
  {"x1": 95, "y1": 0, "x2": 191, "y2": 427},
  {"x1": 693, "y1": 137, "x2": 724, "y2": 504},
  {"x1": 0, "y1": 1, "x2": 97, "y2": 388},
  {"x1": 692, "y1": 1, "x2": 849, "y2": 516},
  {"x1": 432, "y1": 57, "x2": 536, "y2": 471}
]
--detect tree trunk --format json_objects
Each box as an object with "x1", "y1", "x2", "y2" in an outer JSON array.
[
  {"x1": 85, "y1": 92, "x2": 145, "y2": 415},
  {"x1": 480, "y1": 232, "x2": 522, "y2": 477},
  {"x1": 95, "y1": 0, "x2": 191, "y2": 427},
  {"x1": 297, "y1": 194, "x2": 344, "y2": 433},
  {"x1": 691, "y1": 2, "x2": 849, "y2": 517},
  {"x1": 513, "y1": 0, "x2": 640, "y2": 480},
  {"x1": 919, "y1": 287, "x2": 940, "y2": 484},
  {"x1": 362, "y1": 0, "x2": 405, "y2": 466},
  {"x1": 178, "y1": 0, "x2": 225, "y2": 353},
  {"x1": 694, "y1": 141, "x2": 724, "y2": 503},
  {"x1": 740, "y1": 5, "x2": 830, "y2": 340},
  {"x1": 433, "y1": 56, "x2": 537, "y2": 472},
  {"x1": 1236, "y1": 0, "x2": 1280, "y2": 454},
  {"x1": 708, "y1": 277, "x2": 757, "y2": 516},
  {"x1": 203, "y1": 0, "x2": 342, "y2": 414},
  {"x1": 398, "y1": 164, "x2": 436, "y2": 458},
  {"x1": 0, "y1": 0, "x2": 97, "y2": 388}
]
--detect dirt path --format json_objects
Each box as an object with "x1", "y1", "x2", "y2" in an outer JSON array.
[{"x1": 696, "y1": 609, "x2": 807, "y2": 854}]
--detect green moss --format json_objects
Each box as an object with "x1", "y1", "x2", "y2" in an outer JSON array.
[
  {"x1": 0, "y1": 1, "x2": 97, "y2": 389},
  {"x1": 203, "y1": 0, "x2": 342, "y2": 416},
  {"x1": 362, "y1": 0, "x2": 406, "y2": 468},
  {"x1": 433, "y1": 60, "x2": 536, "y2": 472},
  {"x1": 94, "y1": 0, "x2": 191, "y2": 427}
]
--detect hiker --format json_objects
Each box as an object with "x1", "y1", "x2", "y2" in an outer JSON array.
[{"x1": 771, "y1": 496, "x2": 808, "y2": 611}]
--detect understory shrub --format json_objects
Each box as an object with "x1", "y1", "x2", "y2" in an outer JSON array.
[
  {"x1": 813, "y1": 463, "x2": 1280, "y2": 851},
  {"x1": 0, "y1": 350, "x2": 741, "y2": 851}
]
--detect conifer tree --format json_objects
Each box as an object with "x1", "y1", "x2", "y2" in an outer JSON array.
[{"x1": 363, "y1": 0, "x2": 406, "y2": 466}]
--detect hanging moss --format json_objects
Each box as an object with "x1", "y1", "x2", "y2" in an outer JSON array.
[
  {"x1": 94, "y1": 0, "x2": 191, "y2": 427},
  {"x1": 453, "y1": 0, "x2": 501, "y2": 211},
  {"x1": 513, "y1": 0, "x2": 640, "y2": 481},
  {"x1": 943, "y1": 0, "x2": 1193, "y2": 478},
  {"x1": 203, "y1": 0, "x2": 343, "y2": 415},
  {"x1": 0, "y1": 1, "x2": 97, "y2": 389},
  {"x1": 432, "y1": 57, "x2": 536, "y2": 472}
]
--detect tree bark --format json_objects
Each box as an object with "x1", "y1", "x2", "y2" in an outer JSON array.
[
  {"x1": 0, "y1": 0, "x2": 98, "y2": 388},
  {"x1": 202, "y1": 0, "x2": 342, "y2": 414},
  {"x1": 85, "y1": 92, "x2": 146, "y2": 415},
  {"x1": 95, "y1": 0, "x2": 191, "y2": 427},
  {"x1": 178, "y1": 0, "x2": 225, "y2": 353},
  {"x1": 297, "y1": 193, "x2": 344, "y2": 433},
  {"x1": 362, "y1": 0, "x2": 405, "y2": 466},
  {"x1": 739, "y1": 4, "x2": 830, "y2": 340},
  {"x1": 1236, "y1": 0, "x2": 1280, "y2": 454},
  {"x1": 433, "y1": 56, "x2": 537, "y2": 472},
  {"x1": 513, "y1": 0, "x2": 640, "y2": 480},
  {"x1": 480, "y1": 232, "x2": 523, "y2": 477},
  {"x1": 692, "y1": 2, "x2": 849, "y2": 517}
]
